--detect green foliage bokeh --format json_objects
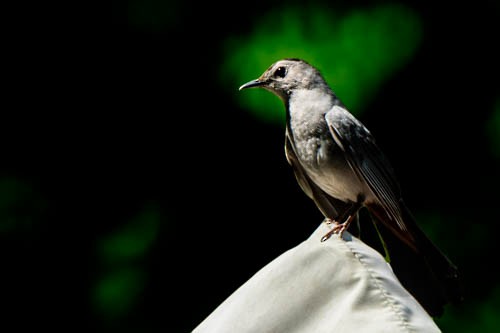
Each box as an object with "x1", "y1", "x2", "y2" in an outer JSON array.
[
  {"x1": 222, "y1": 4, "x2": 422, "y2": 123},
  {"x1": 94, "y1": 205, "x2": 160, "y2": 318}
]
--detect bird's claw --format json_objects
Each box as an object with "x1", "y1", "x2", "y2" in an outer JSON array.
[{"x1": 321, "y1": 221, "x2": 348, "y2": 242}]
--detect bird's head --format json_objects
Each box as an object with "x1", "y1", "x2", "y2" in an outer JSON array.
[{"x1": 239, "y1": 58, "x2": 329, "y2": 101}]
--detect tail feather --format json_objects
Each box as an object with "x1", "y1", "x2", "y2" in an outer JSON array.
[
  {"x1": 365, "y1": 201, "x2": 463, "y2": 317},
  {"x1": 399, "y1": 201, "x2": 463, "y2": 305}
]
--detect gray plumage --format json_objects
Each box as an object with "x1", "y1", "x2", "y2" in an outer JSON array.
[{"x1": 239, "y1": 58, "x2": 462, "y2": 317}]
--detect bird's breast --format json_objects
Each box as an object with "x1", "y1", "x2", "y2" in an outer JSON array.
[
  {"x1": 290, "y1": 122, "x2": 366, "y2": 203},
  {"x1": 287, "y1": 89, "x2": 367, "y2": 202}
]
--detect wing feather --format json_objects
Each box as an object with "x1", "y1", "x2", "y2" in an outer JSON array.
[{"x1": 325, "y1": 106, "x2": 410, "y2": 235}]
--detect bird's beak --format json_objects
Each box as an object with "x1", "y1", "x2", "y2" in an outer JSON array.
[{"x1": 239, "y1": 79, "x2": 265, "y2": 91}]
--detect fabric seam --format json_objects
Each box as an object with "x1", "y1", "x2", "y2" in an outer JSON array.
[{"x1": 329, "y1": 235, "x2": 415, "y2": 333}]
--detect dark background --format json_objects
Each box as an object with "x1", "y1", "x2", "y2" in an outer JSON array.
[{"x1": 2, "y1": 0, "x2": 499, "y2": 331}]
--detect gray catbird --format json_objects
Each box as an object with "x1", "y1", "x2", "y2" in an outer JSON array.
[{"x1": 239, "y1": 58, "x2": 462, "y2": 317}]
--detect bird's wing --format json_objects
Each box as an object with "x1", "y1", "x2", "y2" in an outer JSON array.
[
  {"x1": 325, "y1": 105, "x2": 416, "y2": 247},
  {"x1": 285, "y1": 127, "x2": 350, "y2": 220}
]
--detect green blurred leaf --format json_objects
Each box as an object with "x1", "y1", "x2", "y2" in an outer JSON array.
[
  {"x1": 94, "y1": 267, "x2": 145, "y2": 317},
  {"x1": 94, "y1": 205, "x2": 160, "y2": 318},
  {"x1": 222, "y1": 4, "x2": 422, "y2": 123},
  {"x1": 436, "y1": 286, "x2": 500, "y2": 332},
  {"x1": 127, "y1": 0, "x2": 178, "y2": 31},
  {"x1": 487, "y1": 98, "x2": 500, "y2": 158},
  {"x1": 0, "y1": 177, "x2": 46, "y2": 232},
  {"x1": 99, "y1": 205, "x2": 160, "y2": 263}
]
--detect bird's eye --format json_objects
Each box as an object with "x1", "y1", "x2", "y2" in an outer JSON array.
[{"x1": 273, "y1": 66, "x2": 287, "y2": 78}]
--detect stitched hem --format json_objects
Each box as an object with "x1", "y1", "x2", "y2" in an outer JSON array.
[{"x1": 329, "y1": 235, "x2": 415, "y2": 333}]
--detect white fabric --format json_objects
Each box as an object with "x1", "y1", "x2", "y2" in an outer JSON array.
[{"x1": 193, "y1": 222, "x2": 441, "y2": 333}]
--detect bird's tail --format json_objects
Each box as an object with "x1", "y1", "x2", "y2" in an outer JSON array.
[
  {"x1": 367, "y1": 201, "x2": 463, "y2": 317},
  {"x1": 400, "y1": 201, "x2": 463, "y2": 305}
]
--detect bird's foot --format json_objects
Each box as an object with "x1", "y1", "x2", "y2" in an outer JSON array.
[{"x1": 321, "y1": 221, "x2": 348, "y2": 242}]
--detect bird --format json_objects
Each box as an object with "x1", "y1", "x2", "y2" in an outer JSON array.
[{"x1": 239, "y1": 58, "x2": 462, "y2": 317}]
